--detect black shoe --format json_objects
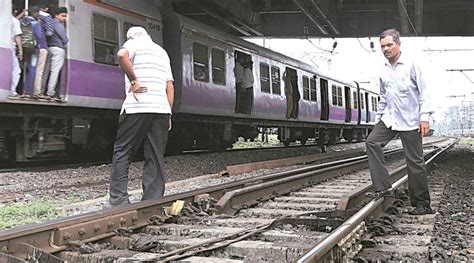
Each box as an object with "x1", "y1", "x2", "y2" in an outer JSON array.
[
  {"x1": 365, "y1": 188, "x2": 395, "y2": 198},
  {"x1": 408, "y1": 206, "x2": 433, "y2": 215}
]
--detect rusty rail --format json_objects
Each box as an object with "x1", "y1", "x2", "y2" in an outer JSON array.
[
  {"x1": 0, "y1": 148, "x2": 396, "y2": 261},
  {"x1": 297, "y1": 138, "x2": 458, "y2": 262},
  {"x1": 0, "y1": 140, "x2": 448, "y2": 261}
]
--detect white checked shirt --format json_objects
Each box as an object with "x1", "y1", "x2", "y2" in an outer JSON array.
[
  {"x1": 120, "y1": 35, "x2": 174, "y2": 114},
  {"x1": 377, "y1": 53, "x2": 434, "y2": 131}
]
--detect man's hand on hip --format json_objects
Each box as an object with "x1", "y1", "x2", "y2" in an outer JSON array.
[
  {"x1": 419, "y1": 121, "x2": 430, "y2": 137},
  {"x1": 129, "y1": 81, "x2": 147, "y2": 102}
]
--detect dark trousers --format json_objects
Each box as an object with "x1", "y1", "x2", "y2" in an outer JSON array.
[
  {"x1": 109, "y1": 113, "x2": 169, "y2": 205},
  {"x1": 240, "y1": 87, "x2": 253, "y2": 114},
  {"x1": 366, "y1": 121, "x2": 430, "y2": 208}
]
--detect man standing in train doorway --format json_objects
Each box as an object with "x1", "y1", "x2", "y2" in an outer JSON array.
[
  {"x1": 241, "y1": 58, "x2": 254, "y2": 114},
  {"x1": 46, "y1": 7, "x2": 68, "y2": 100},
  {"x1": 106, "y1": 26, "x2": 174, "y2": 208},
  {"x1": 365, "y1": 28, "x2": 434, "y2": 215}
]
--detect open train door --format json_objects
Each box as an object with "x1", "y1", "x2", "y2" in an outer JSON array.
[
  {"x1": 356, "y1": 83, "x2": 362, "y2": 125},
  {"x1": 283, "y1": 67, "x2": 299, "y2": 118},
  {"x1": 365, "y1": 92, "x2": 370, "y2": 123},
  {"x1": 320, "y1": 78, "x2": 329, "y2": 121},
  {"x1": 344, "y1": 86, "x2": 351, "y2": 122},
  {"x1": 234, "y1": 51, "x2": 253, "y2": 114}
]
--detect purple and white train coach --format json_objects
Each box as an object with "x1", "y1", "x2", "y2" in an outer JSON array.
[{"x1": 0, "y1": 0, "x2": 378, "y2": 162}]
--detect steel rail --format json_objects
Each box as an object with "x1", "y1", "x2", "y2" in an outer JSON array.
[
  {"x1": 215, "y1": 139, "x2": 449, "y2": 215},
  {"x1": 216, "y1": 156, "x2": 370, "y2": 215},
  {"x1": 297, "y1": 138, "x2": 458, "y2": 262},
  {"x1": 0, "y1": 148, "x2": 402, "y2": 260},
  {"x1": 0, "y1": 139, "x2": 449, "y2": 261}
]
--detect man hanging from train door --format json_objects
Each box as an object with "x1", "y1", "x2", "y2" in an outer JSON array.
[
  {"x1": 291, "y1": 73, "x2": 300, "y2": 118},
  {"x1": 46, "y1": 7, "x2": 68, "y2": 101},
  {"x1": 106, "y1": 26, "x2": 174, "y2": 208},
  {"x1": 234, "y1": 53, "x2": 244, "y2": 113},
  {"x1": 10, "y1": 7, "x2": 23, "y2": 97},
  {"x1": 283, "y1": 70, "x2": 293, "y2": 119},
  {"x1": 241, "y1": 57, "x2": 254, "y2": 114}
]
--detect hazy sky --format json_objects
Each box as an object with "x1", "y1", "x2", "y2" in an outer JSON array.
[{"x1": 246, "y1": 36, "x2": 474, "y2": 121}]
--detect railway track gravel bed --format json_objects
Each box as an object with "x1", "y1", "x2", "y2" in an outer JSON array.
[
  {"x1": 355, "y1": 143, "x2": 473, "y2": 262},
  {"x1": 56, "y1": 153, "x2": 409, "y2": 262},
  {"x1": 0, "y1": 141, "x2": 371, "y2": 229},
  {"x1": 0, "y1": 142, "x2": 362, "y2": 204},
  {"x1": 0, "y1": 138, "x2": 468, "y2": 262}
]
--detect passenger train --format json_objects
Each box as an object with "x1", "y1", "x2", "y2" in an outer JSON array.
[{"x1": 0, "y1": 0, "x2": 378, "y2": 162}]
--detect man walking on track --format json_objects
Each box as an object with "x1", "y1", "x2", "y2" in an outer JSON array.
[
  {"x1": 365, "y1": 28, "x2": 435, "y2": 216},
  {"x1": 107, "y1": 26, "x2": 174, "y2": 208}
]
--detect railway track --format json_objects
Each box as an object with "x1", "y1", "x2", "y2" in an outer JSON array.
[
  {"x1": 0, "y1": 143, "x2": 362, "y2": 206},
  {"x1": 0, "y1": 138, "x2": 457, "y2": 262}
]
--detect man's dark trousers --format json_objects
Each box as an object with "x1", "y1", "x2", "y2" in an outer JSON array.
[
  {"x1": 109, "y1": 113, "x2": 169, "y2": 205},
  {"x1": 366, "y1": 121, "x2": 431, "y2": 208}
]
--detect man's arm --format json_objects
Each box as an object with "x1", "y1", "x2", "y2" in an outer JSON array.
[
  {"x1": 117, "y1": 48, "x2": 146, "y2": 101},
  {"x1": 166, "y1": 80, "x2": 174, "y2": 110},
  {"x1": 14, "y1": 35, "x2": 23, "y2": 60},
  {"x1": 33, "y1": 22, "x2": 42, "y2": 44},
  {"x1": 375, "y1": 77, "x2": 387, "y2": 123},
  {"x1": 412, "y1": 62, "x2": 434, "y2": 136},
  {"x1": 54, "y1": 22, "x2": 69, "y2": 45},
  {"x1": 117, "y1": 48, "x2": 136, "y2": 82},
  {"x1": 166, "y1": 80, "x2": 174, "y2": 131}
]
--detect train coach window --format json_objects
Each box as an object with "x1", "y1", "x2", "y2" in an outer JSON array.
[
  {"x1": 310, "y1": 77, "x2": 317, "y2": 101},
  {"x1": 260, "y1": 63, "x2": 270, "y2": 93},
  {"x1": 337, "y1": 86, "x2": 343, "y2": 106},
  {"x1": 193, "y1": 43, "x2": 209, "y2": 82},
  {"x1": 271, "y1": 66, "x2": 281, "y2": 95},
  {"x1": 92, "y1": 14, "x2": 118, "y2": 65},
  {"x1": 302, "y1": 76, "x2": 310, "y2": 100},
  {"x1": 332, "y1": 85, "x2": 342, "y2": 106},
  {"x1": 371, "y1": 96, "x2": 378, "y2": 111},
  {"x1": 353, "y1": 91, "x2": 358, "y2": 109},
  {"x1": 211, "y1": 48, "x2": 225, "y2": 85},
  {"x1": 360, "y1": 93, "x2": 365, "y2": 110}
]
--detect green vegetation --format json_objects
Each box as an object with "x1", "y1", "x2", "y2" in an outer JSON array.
[
  {"x1": 66, "y1": 191, "x2": 87, "y2": 202},
  {"x1": 459, "y1": 137, "x2": 474, "y2": 145},
  {"x1": 0, "y1": 199, "x2": 63, "y2": 229}
]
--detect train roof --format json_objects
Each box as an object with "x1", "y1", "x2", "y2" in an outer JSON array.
[{"x1": 167, "y1": 12, "x2": 358, "y2": 87}]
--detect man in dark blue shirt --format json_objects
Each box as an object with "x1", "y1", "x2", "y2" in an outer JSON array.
[{"x1": 46, "y1": 7, "x2": 68, "y2": 100}]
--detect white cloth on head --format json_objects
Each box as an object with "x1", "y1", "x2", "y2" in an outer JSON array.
[{"x1": 126, "y1": 26, "x2": 148, "y2": 40}]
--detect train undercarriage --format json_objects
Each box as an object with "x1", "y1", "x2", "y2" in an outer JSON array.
[
  {"x1": 0, "y1": 105, "x2": 117, "y2": 164},
  {"x1": 0, "y1": 106, "x2": 371, "y2": 163},
  {"x1": 167, "y1": 114, "x2": 372, "y2": 154}
]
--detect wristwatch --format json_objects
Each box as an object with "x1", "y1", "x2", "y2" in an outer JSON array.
[{"x1": 130, "y1": 80, "x2": 137, "y2": 85}]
